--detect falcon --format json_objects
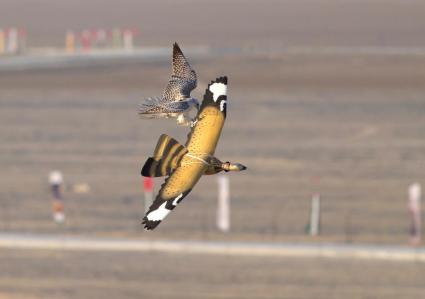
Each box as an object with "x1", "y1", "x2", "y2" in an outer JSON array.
[
  {"x1": 140, "y1": 76, "x2": 246, "y2": 230},
  {"x1": 138, "y1": 42, "x2": 198, "y2": 126}
]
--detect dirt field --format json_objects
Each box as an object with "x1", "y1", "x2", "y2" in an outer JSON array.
[
  {"x1": 0, "y1": 51, "x2": 424, "y2": 244},
  {"x1": 1, "y1": 248, "x2": 425, "y2": 299}
]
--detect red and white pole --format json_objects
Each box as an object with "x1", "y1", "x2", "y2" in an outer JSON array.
[{"x1": 143, "y1": 177, "x2": 154, "y2": 213}]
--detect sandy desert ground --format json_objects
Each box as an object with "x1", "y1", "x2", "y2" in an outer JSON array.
[
  {"x1": 1, "y1": 248, "x2": 425, "y2": 299},
  {"x1": 1, "y1": 51, "x2": 424, "y2": 244}
]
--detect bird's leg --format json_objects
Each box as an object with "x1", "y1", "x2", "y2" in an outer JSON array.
[
  {"x1": 176, "y1": 113, "x2": 191, "y2": 126},
  {"x1": 189, "y1": 102, "x2": 200, "y2": 127},
  {"x1": 190, "y1": 118, "x2": 198, "y2": 128}
]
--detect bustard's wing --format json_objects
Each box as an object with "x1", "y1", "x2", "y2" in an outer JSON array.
[
  {"x1": 161, "y1": 42, "x2": 197, "y2": 102},
  {"x1": 142, "y1": 158, "x2": 207, "y2": 230},
  {"x1": 142, "y1": 76, "x2": 228, "y2": 230}
]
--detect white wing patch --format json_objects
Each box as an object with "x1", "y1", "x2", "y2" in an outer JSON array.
[
  {"x1": 172, "y1": 193, "x2": 183, "y2": 206},
  {"x1": 209, "y1": 83, "x2": 227, "y2": 102},
  {"x1": 220, "y1": 100, "x2": 227, "y2": 112},
  {"x1": 146, "y1": 193, "x2": 184, "y2": 222},
  {"x1": 146, "y1": 202, "x2": 171, "y2": 221}
]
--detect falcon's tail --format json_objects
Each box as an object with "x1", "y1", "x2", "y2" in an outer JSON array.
[
  {"x1": 138, "y1": 97, "x2": 168, "y2": 118},
  {"x1": 141, "y1": 134, "x2": 188, "y2": 177}
]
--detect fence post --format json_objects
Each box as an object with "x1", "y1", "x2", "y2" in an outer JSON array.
[
  {"x1": 81, "y1": 30, "x2": 91, "y2": 52},
  {"x1": 111, "y1": 28, "x2": 122, "y2": 48},
  {"x1": 65, "y1": 30, "x2": 75, "y2": 53},
  {"x1": 7, "y1": 27, "x2": 18, "y2": 54},
  {"x1": 123, "y1": 29, "x2": 134, "y2": 51},
  {"x1": 408, "y1": 182, "x2": 421, "y2": 246},
  {"x1": 216, "y1": 175, "x2": 230, "y2": 232},
  {"x1": 309, "y1": 193, "x2": 321, "y2": 236},
  {"x1": 143, "y1": 177, "x2": 154, "y2": 214},
  {"x1": 48, "y1": 170, "x2": 65, "y2": 224},
  {"x1": 0, "y1": 29, "x2": 5, "y2": 54}
]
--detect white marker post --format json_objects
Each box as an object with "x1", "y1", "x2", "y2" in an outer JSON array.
[
  {"x1": 96, "y1": 29, "x2": 107, "y2": 48},
  {"x1": 65, "y1": 30, "x2": 75, "y2": 54},
  {"x1": 123, "y1": 29, "x2": 134, "y2": 51},
  {"x1": 7, "y1": 27, "x2": 18, "y2": 54},
  {"x1": 217, "y1": 175, "x2": 230, "y2": 232},
  {"x1": 408, "y1": 183, "x2": 421, "y2": 246},
  {"x1": 0, "y1": 29, "x2": 5, "y2": 55},
  {"x1": 48, "y1": 170, "x2": 65, "y2": 224},
  {"x1": 111, "y1": 28, "x2": 122, "y2": 48},
  {"x1": 309, "y1": 193, "x2": 321, "y2": 236},
  {"x1": 143, "y1": 177, "x2": 154, "y2": 214},
  {"x1": 18, "y1": 28, "x2": 27, "y2": 54}
]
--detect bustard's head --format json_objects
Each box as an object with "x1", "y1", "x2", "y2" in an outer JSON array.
[{"x1": 222, "y1": 162, "x2": 247, "y2": 172}]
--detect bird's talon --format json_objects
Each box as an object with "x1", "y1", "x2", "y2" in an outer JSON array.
[{"x1": 190, "y1": 119, "x2": 198, "y2": 127}]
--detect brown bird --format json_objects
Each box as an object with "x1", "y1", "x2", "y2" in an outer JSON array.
[{"x1": 140, "y1": 76, "x2": 246, "y2": 230}]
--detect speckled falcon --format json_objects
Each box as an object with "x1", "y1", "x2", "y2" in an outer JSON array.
[
  {"x1": 138, "y1": 42, "x2": 198, "y2": 126},
  {"x1": 140, "y1": 76, "x2": 246, "y2": 230}
]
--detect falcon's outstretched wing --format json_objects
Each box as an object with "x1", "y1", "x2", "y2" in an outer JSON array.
[
  {"x1": 161, "y1": 43, "x2": 197, "y2": 101},
  {"x1": 138, "y1": 43, "x2": 197, "y2": 118}
]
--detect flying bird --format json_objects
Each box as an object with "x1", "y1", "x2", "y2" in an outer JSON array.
[
  {"x1": 138, "y1": 42, "x2": 198, "y2": 126},
  {"x1": 140, "y1": 76, "x2": 246, "y2": 230}
]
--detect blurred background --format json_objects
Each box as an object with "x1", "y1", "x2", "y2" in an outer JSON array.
[{"x1": 1, "y1": 0, "x2": 425, "y2": 298}]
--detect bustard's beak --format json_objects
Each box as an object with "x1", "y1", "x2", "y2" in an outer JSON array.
[
  {"x1": 235, "y1": 163, "x2": 247, "y2": 171},
  {"x1": 225, "y1": 162, "x2": 247, "y2": 171}
]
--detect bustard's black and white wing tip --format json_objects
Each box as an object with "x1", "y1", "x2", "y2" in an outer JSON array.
[
  {"x1": 214, "y1": 76, "x2": 227, "y2": 85},
  {"x1": 142, "y1": 199, "x2": 173, "y2": 231},
  {"x1": 199, "y1": 76, "x2": 228, "y2": 116},
  {"x1": 142, "y1": 216, "x2": 161, "y2": 230},
  {"x1": 142, "y1": 189, "x2": 192, "y2": 231},
  {"x1": 207, "y1": 76, "x2": 228, "y2": 96}
]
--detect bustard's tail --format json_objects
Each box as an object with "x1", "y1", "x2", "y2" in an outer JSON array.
[{"x1": 141, "y1": 134, "x2": 188, "y2": 177}]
